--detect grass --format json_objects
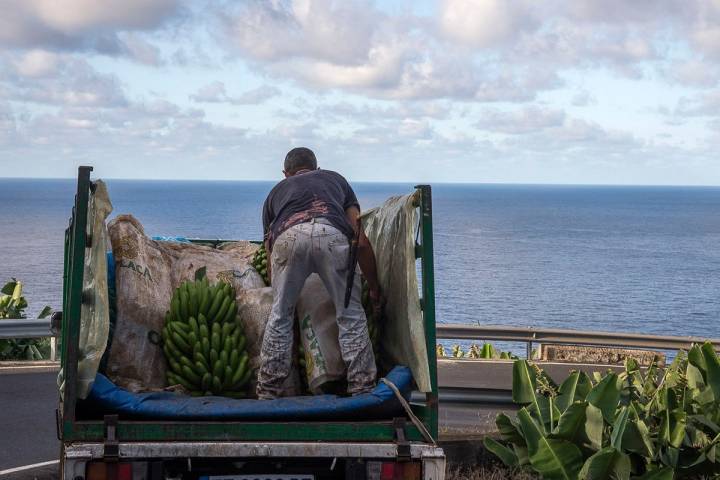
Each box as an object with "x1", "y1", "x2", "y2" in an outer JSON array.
[{"x1": 448, "y1": 464, "x2": 538, "y2": 480}]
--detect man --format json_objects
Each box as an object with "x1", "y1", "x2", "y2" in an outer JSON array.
[{"x1": 257, "y1": 147, "x2": 383, "y2": 399}]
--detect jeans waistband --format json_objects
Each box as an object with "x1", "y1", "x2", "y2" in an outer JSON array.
[{"x1": 309, "y1": 217, "x2": 334, "y2": 226}]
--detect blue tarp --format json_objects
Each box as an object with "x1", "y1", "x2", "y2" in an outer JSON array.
[{"x1": 83, "y1": 366, "x2": 413, "y2": 420}]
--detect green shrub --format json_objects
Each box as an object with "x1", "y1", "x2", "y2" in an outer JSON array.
[
  {"x1": 0, "y1": 279, "x2": 53, "y2": 360},
  {"x1": 486, "y1": 344, "x2": 720, "y2": 479}
]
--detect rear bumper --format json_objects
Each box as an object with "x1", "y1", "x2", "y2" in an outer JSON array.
[
  {"x1": 63, "y1": 441, "x2": 446, "y2": 479},
  {"x1": 65, "y1": 441, "x2": 444, "y2": 459}
]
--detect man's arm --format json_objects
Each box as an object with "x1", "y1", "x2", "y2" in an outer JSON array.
[
  {"x1": 264, "y1": 238, "x2": 272, "y2": 283},
  {"x1": 262, "y1": 195, "x2": 273, "y2": 283},
  {"x1": 345, "y1": 206, "x2": 382, "y2": 309}
]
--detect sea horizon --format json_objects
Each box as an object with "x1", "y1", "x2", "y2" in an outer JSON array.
[
  {"x1": 3, "y1": 176, "x2": 720, "y2": 189},
  {"x1": 2, "y1": 177, "x2": 719, "y2": 344}
]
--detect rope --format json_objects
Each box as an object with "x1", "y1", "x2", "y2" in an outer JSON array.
[{"x1": 380, "y1": 378, "x2": 436, "y2": 445}]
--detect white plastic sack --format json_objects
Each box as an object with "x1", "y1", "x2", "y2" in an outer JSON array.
[
  {"x1": 362, "y1": 192, "x2": 430, "y2": 392},
  {"x1": 106, "y1": 215, "x2": 262, "y2": 392},
  {"x1": 237, "y1": 286, "x2": 302, "y2": 397},
  {"x1": 58, "y1": 180, "x2": 113, "y2": 399},
  {"x1": 105, "y1": 215, "x2": 175, "y2": 391},
  {"x1": 296, "y1": 274, "x2": 345, "y2": 394}
]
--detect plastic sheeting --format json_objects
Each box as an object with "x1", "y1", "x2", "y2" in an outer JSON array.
[
  {"x1": 362, "y1": 192, "x2": 430, "y2": 392},
  {"x1": 81, "y1": 365, "x2": 413, "y2": 420},
  {"x1": 58, "y1": 180, "x2": 114, "y2": 400}
]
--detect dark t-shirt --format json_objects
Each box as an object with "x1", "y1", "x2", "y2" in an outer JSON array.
[{"x1": 262, "y1": 169, "x2": 359, "y2": 247}]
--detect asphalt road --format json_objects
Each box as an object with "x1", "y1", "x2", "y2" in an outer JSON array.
[{"x1": 0, "y1": 372, "x2": 59, "y2": 473}]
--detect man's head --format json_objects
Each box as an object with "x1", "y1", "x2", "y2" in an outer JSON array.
[{"x1": 283, "y1": 147, "x2": 318, "y2": 177}]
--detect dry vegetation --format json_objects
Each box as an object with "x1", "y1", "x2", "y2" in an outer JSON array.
[{"x1": 447, "y1": 464, "x2": 538, "y2": 480}]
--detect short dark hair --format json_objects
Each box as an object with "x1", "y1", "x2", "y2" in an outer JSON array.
[{"x1": 284, "y1": 147, "x2": 317, "y2": 173}]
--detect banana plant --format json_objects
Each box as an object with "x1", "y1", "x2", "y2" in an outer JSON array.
[
  {"x1": 0, "y1": 279, "x2": 53, "y2": 360},
  {"x1": 486, "y1": 343, "x2": 720, "y2": 479},
  {"x1": 436, "y1": 342, "x2": 518, "y2": 360}
]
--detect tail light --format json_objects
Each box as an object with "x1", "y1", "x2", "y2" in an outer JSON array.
[
  {"x1": 368, "y1": 461, "x2": 422, "y2": 480},
  {"x1": 86, "y1": 462, "x2": 133, "y2": 480}
]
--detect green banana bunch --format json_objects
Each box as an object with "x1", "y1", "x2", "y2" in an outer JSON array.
[
  {"x1": 251, "y1": 245, "x2": 269, "y2": 286},
  {"x1": 162, "y1": 276, "x2": 252, "y2": 398}
]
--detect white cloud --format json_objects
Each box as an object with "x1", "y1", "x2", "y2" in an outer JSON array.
[
  {"x1": 11, "y1": 49, "x2": 59, "y2": 77},
  {"x1": 119, "y1": 33, "x2": 163, "y2": 66},
  {"x1": 675, "y1": 90, "x2": 720, "y2": 116},
  {"x1": 571, "y1": 91, "x2": 595, "y2": 106},
  {"x1": 0, "y1": 0, "x2": 181, "y2": 59},
  {"x1": 217, "y1": 0, "x2": 377, "y2": 65},
  {"x1": 214, "y1": 0, "x2": 558, "y2": 101},
  {"x1": 190, "y1": 82, "x2": 281, "y2": 105},
  {"x1": 438, "y1": 0, "x2": 538, "y2": 47},
  {"x1": 475, "y1": 106, "x2": 566, "y2": 134},
  {"x1": 2, "y1": 53, "x2": 127, "y2": 107},
  {"x1": 665, "y1": 60, "x2": 719, "y2": 88}
]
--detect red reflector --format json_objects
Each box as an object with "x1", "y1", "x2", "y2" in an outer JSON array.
[
  {"x1": 380, "y1": 462, "x2": 396, "y2": 480},
  {"x1": 118, "y1": 463, "x2": 132, "y2": 480}
]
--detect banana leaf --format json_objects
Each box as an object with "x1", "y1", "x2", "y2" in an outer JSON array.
[
  {"x1": 1, "y1": 280, "x2": 16, "y2": 295},
  {"x1": 686, "y1": 363, "x2": 705, "y2": 390},
  {"x1": 587, "y1": 372, "x2": 621, "y2": 423},
  {"x1": 660, "y1": 447, "x2": 680, "y2": 469},
  {"x1": 552, "y1": 402, "x2": 603, "y2": 452},
  {"x1": 632, "y1": 466, "x2": 674, "y2": 480},
  {"x1": 557, "y1": 371, "x2": 593, "y2": 411},
  {"x1": 642, "y1": 360, "x2": 660, "y2": 398},
  {"x1": 622, "y1": 418, "x2": 654, "y2": 458},
  {"x1": 659, "y1": 410, "x2": 687, "y2": 449},
  {"x1": 530, "y1": 438, "x2": 584, "y2": 480},
  {"x1": 688, "y1": 345, "x2": 707, "y2": 380},
  {"x1": 611, "y1": 406, "x2": 630, "y2": 450},
  {"x1": 483, "y1": 437, "x2": 518, "y2": 467},
  {"x1": 579, "y1": 446, "x2": 631, "y2": 480},
  {"x1": 518, "y1": 407, "x2": 544, "y2": 457},
  {"x1": 497, "y1": 412, "x2": 525, "y2": 445},
  {"x1": 518, "y1": 407, "x2": 584, "y2": 479},
  {"x1": 701, "y1": 342, "x2": 720, "y2": 401},
  {"x1": 513, "y1": 360, "x2": 538, "y2": 404}
]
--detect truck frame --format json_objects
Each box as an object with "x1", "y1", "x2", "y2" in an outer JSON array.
[{"x1": 59, "y1": 166, "x2": 445, "y2": 479}]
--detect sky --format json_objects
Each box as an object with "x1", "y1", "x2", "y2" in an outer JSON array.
[{"x1": 1, "y1": 0, "x2": 720, "y2": 185}]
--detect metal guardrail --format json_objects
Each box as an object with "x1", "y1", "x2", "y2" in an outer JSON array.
[
  {"x1": 2, "y1": 321, "x2": 718, "y2": 367},
  {"x1": 0, "y1": 319, "x2": 57, "y2": 361},
  {"x1": 0, "y1": 319, "x2": 53, "y2": 339},
  {"x1": 437, "y1": 323, "x2": 720, "y2": 356}
]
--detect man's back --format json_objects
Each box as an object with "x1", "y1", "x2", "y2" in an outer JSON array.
[{"x1": 263, "y1": 169, "x2": 359, "y2": 246}]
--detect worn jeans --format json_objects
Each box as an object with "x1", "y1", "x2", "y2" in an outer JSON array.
[{"x1": 256, "y1": 219, "x2": 377, "y2": 399}]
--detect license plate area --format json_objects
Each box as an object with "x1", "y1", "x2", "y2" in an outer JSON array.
[{"x1": 200, "y1": 476, "x2": 314, "y2": 480}]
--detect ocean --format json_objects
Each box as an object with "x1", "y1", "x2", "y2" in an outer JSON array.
[{"x1": 2, "y1": 178, "x2": 719, "y2": 340}]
